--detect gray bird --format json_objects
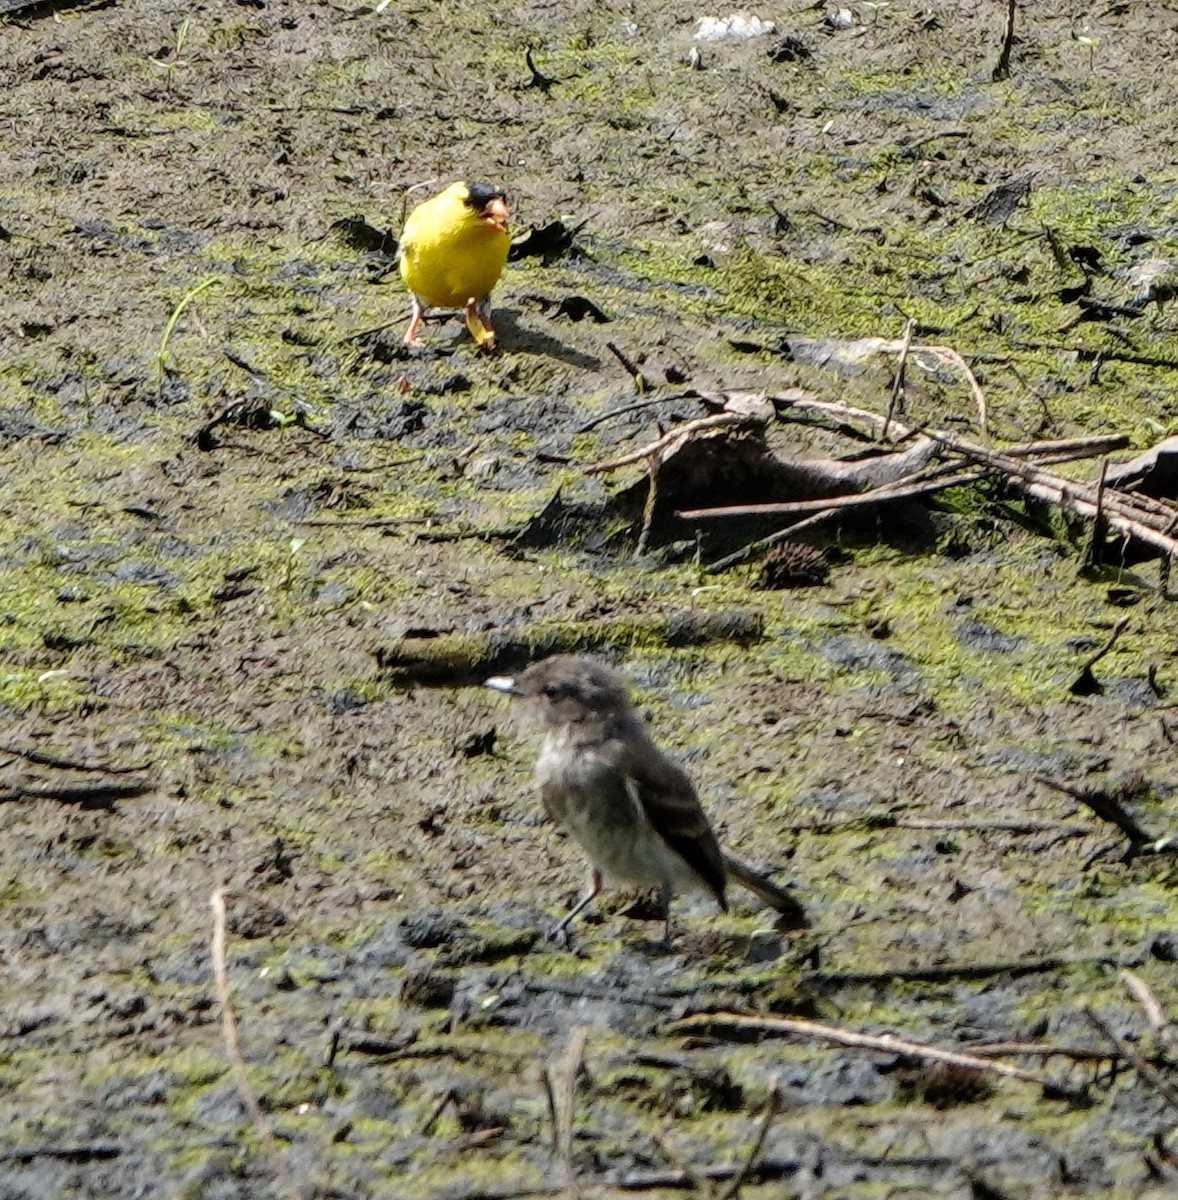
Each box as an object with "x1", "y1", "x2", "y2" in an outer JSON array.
[{"x1": 486, "y1": 654, "x2": 808, "y2": 943}]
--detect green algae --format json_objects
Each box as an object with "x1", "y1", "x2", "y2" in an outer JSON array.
[{"x1": 0, "y1": 4, "x2": 1176, "y2": 1197}]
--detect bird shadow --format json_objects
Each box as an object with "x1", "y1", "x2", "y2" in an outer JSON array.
[
  {"x1": 492, "y1": 308, "x2": 603, "y2": 370},
  {"x1": 393, "y1": 307, "x2": 601, "y2": 370}
]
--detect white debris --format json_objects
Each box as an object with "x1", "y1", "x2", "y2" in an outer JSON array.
[
  {"x1": 1122, "y1": 257, "x2": 1178, "y2": 311},
  {"x1": 694, "y1": 12, "x2": 776, "y2": 42}
]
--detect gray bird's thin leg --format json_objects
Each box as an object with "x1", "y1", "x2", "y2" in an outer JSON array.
[
  {"x1": 549, "y1": 868, "x2": 603, "y2": 942},
  {"x1": 660, "y1": 884, "x2": 674, "y2": 946}
]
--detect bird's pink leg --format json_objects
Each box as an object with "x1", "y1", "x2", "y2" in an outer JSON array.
[{"x1": 403, "y1": 297, "x2": 427, "y2": 347}]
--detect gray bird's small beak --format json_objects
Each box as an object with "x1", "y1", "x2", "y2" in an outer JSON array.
[{"x1": 484, "y1": 675, "x2": 520, "y2": 695}]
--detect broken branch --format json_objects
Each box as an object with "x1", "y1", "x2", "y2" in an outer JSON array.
[
  {"x1": 667, "y1": 1013, "x2": 1080, "y2": 1097},
  {"x1": 583, "y1": 413, "x2": 754, "y2": 474},
  {"x1": 680, "y1": 467, "x2": 982, "y2": 520}
]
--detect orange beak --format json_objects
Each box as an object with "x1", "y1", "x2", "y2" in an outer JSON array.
[{"x1": 482, "y1": 196, "x2": 510, "y2": 232}]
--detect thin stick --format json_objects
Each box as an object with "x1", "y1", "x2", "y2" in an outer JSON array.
[
  {"x1": 605, "y1": 341, "x2": 647, "y2": 394},
  {"x1": 901, "y1": 129, "x2": 969, "y2": 156},
  {"x1": 210, "y1": 888, "x2": 302, "y2": 1200},
  {"x1": 1121, "y1": 969, "x2": 1168, "y2": 1032},
  {"x1": 792, "y1": 341, "x2": 986, "y2": 432},
  {"x1": 550, "y1": 1027, "x2": 589, "y2": 1199},
  {"x1": 965, "y1": 1041, "x2": 1117, "y2": 1064},
  {"x1": 775, "y1": 395, "x2": 1178, "y2": 557},
  {"x1": 0, "y1": 743, "x2": 150, "y2": 774},
  {"x1": 575, "y1": 393, "x2": 694, "y2": 434},
  {"x1": 1036, "y1": 768, "x2": 1151, "y2": 846},
  {"x1": 539, "y1": 1070, "x2": 560, "y2": 1154},
  {"x1": 905, "y1": 342, "x2": 987, "y2": 432},
  {"x1": 1083, "y1": 458, "x2": 1110, "y2": 569},
  {"x1": 717, "y1": 1086, "x2": 781, "y2": 1200},
  {"x1": 1076, "y1": 616, "x2": 1131, "y2": 676},
  {"x1": 691, "y1": 432, "x2": 1129, "y2": 568},
  {"x1": 925, "y1": 435, "x2": 1178, "y2": 544},
  {"x1": 419, "y1": 1088, "x2": 458, "y2": 1136},
  {"x1": 637, "y1": 459, "x2": 659, "y2": 556},
  {"x1": 1000, "y1": 434, "x2": 1130, "y2": 459},
  {"x1": 292, "y1": 516, "x2": 435, "y2": 529},
  {"x1": 703, "y1": 509, "x2": 842, "y2": 573},
  {"x1": 882, "y1": 317, "x2": 915, "y2": 442},
  {"x1": 1084, "y1": 1007, "x2": 1178, "y2": 1111},
  {"x1": 680, "y1": 468, "x2": 981, "y2": 520},
  {"x1": 583, "y1": 413, "x2": 752, "y2": 474},
  {"x1": 993, "y1": 0, "x2": 1017, "y2": 81},
  {"x1": 866, "y1": 817, "x2": 1086, "y2": 835},
  {"x1": 668, "y1": 1013, "x2": 1074, "y2": 1094}
]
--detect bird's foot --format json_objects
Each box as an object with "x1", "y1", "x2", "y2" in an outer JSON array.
[
  {"x1": 463, "y1": 303, "x2": 499, "y2": 353},
  {"x1": 545, "y1": 922, "x2": 574, "y2": 949},
  {"x1": 470, "y1": 328, "x2": 499, "y2": 355}
]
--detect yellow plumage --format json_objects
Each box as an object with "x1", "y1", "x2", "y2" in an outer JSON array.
[{"x1": 398, "y1": 181, "x2": 510, "y2": 351}]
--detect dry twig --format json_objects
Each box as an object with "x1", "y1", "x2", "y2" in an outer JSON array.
[
  {"x1": 583, "y1": 412, "x2": 753, "y2": 475},
  {"x1": 1084, "y1": 1007, "x2": 1178, "y2": 1112},
  {"x1": 575, "y1": 392, "x2": 693, "y2": 434},
  {"x1": 293, "y1": 516, "x2": 435, "y2": 529},
  {"x1": 882, "y1": 317, "x2": 916, "y2": 441},
  {"x1": 636, "y1": 458, "x2": 659, "y2": 556},
  {"x1": 1001, "y1": 434, "x2": 1131, "y2": 459},
  {"x1": 717, "y1": 1086, "x2": 781, "y2": 1200},
  {"x1": 605, "y1": 341, "x2": 647, "y2": 393},
  {"x1": 0, "y1": 743, "x2": 149, "y2": 774},
  {"x1": 965, "y1": 1041, "x2": 1117, "y2": 1064},
  {"x1": 1082, "y1": 459, "x2": 1110, "y2": 569},
  {"x1": 703, "y1": 508, "x2": 842, "y2": 573},
  {"x1": 210, "y1": 887, "x2": 302, "y2": 1200},
  {"x1": 1035, "y1": 767, "x2": 1153, "y2": 850},
  {"x1": 546, "y1": 1026, "x2": 589, "y2": 1199},
  {"x1": 897, "y1": 340, "x2": 987, "y2": 431},
  {"x1": 0, "y1": 780, "x2": 153, "y2": 808},
  {"x1": 1121, "y1": 969, "x2": 1168, "y2": 1032},
  {"x1": 667, "y1": 1013, "x2": 1078, "y2": 1096},
  {"x1": 993, "y1": 0, "x2": 1017, "y2": 80},
  {"x1": 776, "y1": 395, "x2": 1178, "y2": 560},
  {"x1": 681, "y1": 466, "x2": 982, "y2": 520},
  {"x1": 685, "y1": 435, "x2": 1128, "y2": 525}
]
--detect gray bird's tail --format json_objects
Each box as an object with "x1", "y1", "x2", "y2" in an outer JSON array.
[{"x1": 723, "y1": 854, "x2": 809, "y2": 930}]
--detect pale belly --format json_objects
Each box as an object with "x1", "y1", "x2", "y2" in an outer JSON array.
[{"x1": 538, "y1": 740, "x2": 705, "y2": 895}]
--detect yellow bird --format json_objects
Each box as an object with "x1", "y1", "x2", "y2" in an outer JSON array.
[{"x1": 398, "y1": 181, "x2": 511, "y2": 352}]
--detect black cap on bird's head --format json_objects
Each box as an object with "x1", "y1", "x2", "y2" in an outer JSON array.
[
  {"x1": 463, "y1": 181, "x2": 509, "y2": 229},
  {"x1": 485, "y1": 655, "x2": 632, "y2": 727},
  {"x1": 464, "y1": 181, "x2": 506, "y2": 208}
]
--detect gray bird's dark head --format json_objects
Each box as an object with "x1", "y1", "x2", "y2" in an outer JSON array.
[{"x1": 485, "y1": 655, "x2": 632, "y2": 728}]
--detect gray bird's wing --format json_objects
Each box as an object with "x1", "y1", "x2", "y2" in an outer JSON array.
[{"x1": 625, "y1": 743, "x2": 728, "y2": 909}]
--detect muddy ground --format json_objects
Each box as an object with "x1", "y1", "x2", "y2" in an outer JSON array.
[{"x1": 2, "y1": 1, "x2": 1178, "y2": 1196}]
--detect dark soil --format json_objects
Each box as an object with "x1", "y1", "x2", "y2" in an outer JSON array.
[{"x1": 2, "y1": 2, "x2": 1178, "y2": 1197}]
